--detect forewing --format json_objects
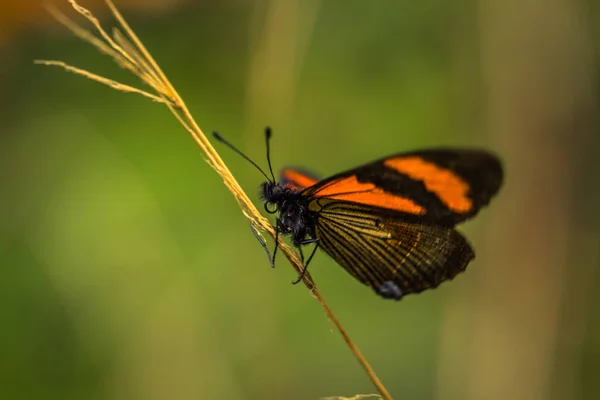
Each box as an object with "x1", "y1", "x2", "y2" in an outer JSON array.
[
  {"x1": 313, "y1": 199, "x2": 475, "y2": 300},
  {"x1": 304, "y1": 149, "x2": 503, "y2": 226},
  {"x1": 280, "y1": 168, "x2": 320, "y2": 192}
]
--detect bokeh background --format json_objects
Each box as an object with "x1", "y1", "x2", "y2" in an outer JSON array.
[{"x1": 2, "y1": 0, "x2": 599, "y2": 399}]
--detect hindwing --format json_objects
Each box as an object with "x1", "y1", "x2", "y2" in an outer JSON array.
[{"x1": 311, "y1": 199, "x2": 474, "y2": 299}]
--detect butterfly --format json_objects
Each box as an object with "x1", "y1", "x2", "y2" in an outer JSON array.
[{"x1": 214, "y1": 127, "x2": 503, "y2": 300}]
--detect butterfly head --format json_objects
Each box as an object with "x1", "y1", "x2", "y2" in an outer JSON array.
[
  {"x1": 213, "y1": 127, "x2": 314, "y2": 244},
  {"x1": 260, "y1": 180, "x2": 302, "y2": 213},
  {"x1": 260, "y1": 181, "x2": 281, "y2": 212}
]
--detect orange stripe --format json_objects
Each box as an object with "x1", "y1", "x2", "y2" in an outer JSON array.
[
  {"x1": 384, "y1": 156, "x2": 472, "y2": 213},
  {"x1": 317, "y1": 176, "x2": 426, "y2": 215},
  {"x1": 281, "y1": 170, "x2": 319, "y2": 190}
]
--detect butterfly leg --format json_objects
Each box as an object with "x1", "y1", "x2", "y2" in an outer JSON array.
[
  {"x1": 271, "y1": 227, "x2": 280, "y2": 268},
  {"x1": 250, "y1": 224, "x2": 276, "y2": 268},
  {"x1": 299, "y1": 238, "x2": 319, "y2": 245},
  {"x1": 271, "y1": 216, "x2": 292, "y2": 268},
  {"x1": 298, "y1": 246, "x2": 305, "y2": 264},
  {"x1": 291, "y1": 242, "x2": 319, "y2": 285},
  {"x1": 296, "y1": 237, "x2": 319, "y2": 265}
]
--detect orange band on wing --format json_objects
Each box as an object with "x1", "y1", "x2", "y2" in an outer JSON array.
[
  {"x1": 384, "y1": 156, "x2": 472, "y2": 213},
  {"x1": 316, "y1": 176, "x2": 426, "y2": 215},
  {"x1": 281, "y1": 170, "x2": 319, "y2": 190}
]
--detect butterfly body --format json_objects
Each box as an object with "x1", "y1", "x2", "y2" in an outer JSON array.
[{"x1": 261, "y1": 182, "x2": 316, "y2": 246}]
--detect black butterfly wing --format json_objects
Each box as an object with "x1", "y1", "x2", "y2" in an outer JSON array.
[
  {"x1": 303, "y1": 149, "x2": 503, "y2": 227},
  {"x1": 311, "y1": 199, "x2": 474, "y2": 300}
]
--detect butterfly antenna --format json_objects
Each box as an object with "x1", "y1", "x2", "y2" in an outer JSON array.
[
  {"x1": 264, "y1": 127, "x2": 277, "y2": 183},
  {"x1": 213, "y1": 131, "x2": 272, "y2": 182}
]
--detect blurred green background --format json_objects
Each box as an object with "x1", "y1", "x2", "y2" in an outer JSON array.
[{"x1": 1, "y1": 0, "x2": 600, "y2": 399}]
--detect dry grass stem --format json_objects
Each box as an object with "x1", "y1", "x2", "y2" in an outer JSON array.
[
  {"x1": 322, "y1": 394, "x2": 382, "y2": 400},
  {"x1": 36, "y1": 1, "x2": 392, "y2": 399},
  {"x1": 33, "y1": 60, "x2": 167, "y2": 103}
]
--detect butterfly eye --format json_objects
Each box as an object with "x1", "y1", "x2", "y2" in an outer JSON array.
[{"x1": 264, "y1": 203, "x2": 278, "y2": 214}]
